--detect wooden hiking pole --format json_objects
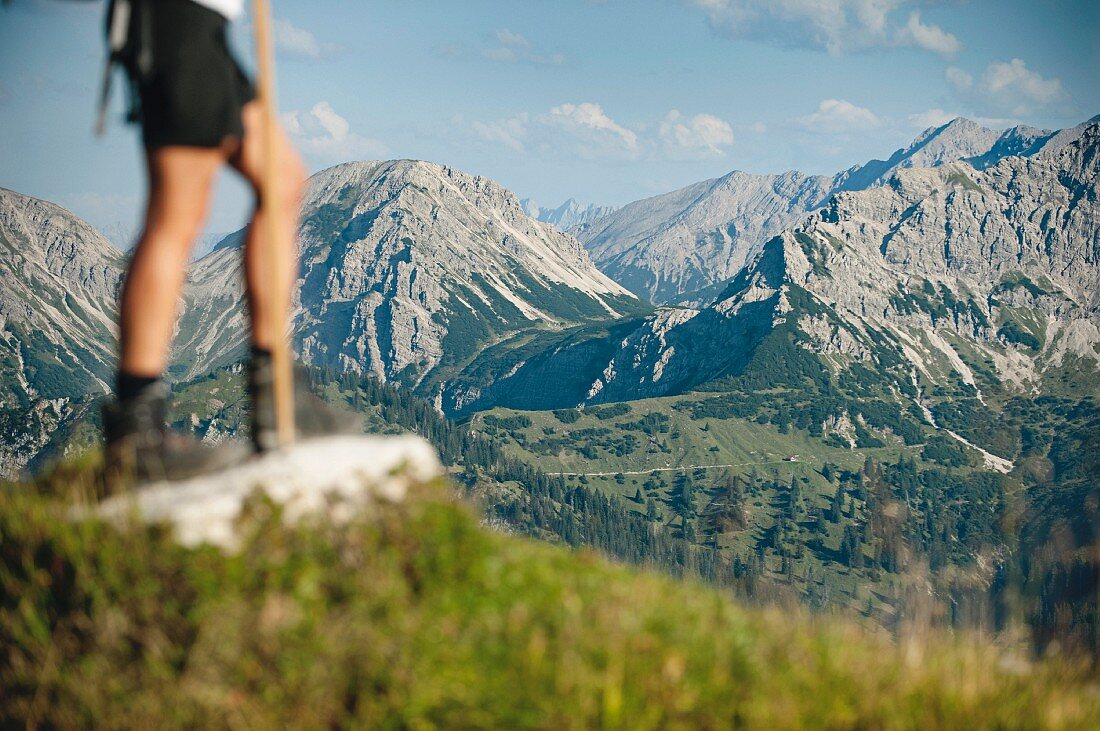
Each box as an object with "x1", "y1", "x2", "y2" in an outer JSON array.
[{"x1": 252, "y1": 0, "x2": 295, "y2": 447}]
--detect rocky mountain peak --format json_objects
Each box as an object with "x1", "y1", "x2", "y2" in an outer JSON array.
[
  {"x1": 578, "y1": 116, "x2": 1097, "y2": 305},
  {"x1": 177, "y1": 157, "x2": 643, "y2": 393}
]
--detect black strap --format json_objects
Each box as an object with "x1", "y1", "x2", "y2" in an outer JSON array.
[{"x1": 95, "y1": 0, "x2": 151, "y2": 135}]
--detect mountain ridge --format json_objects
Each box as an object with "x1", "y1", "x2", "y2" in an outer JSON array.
[
  {"x1": 442, "y1": 124, "x2": 1100, "y2": 449},
  {"x1": 178, "y1": 158, "x2": 646, "y2": 390},
  {"x1": 0, "y1": 188, "x2": 125, "y2": 475},
  {"x1": 3, "y1": 118, "x2": 1097, "y2": 475},
  {"x1": 576, "y1": 115, "x2": 1097, "y2": 305}
]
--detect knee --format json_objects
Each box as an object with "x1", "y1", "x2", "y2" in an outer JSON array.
[
  {"x1": 141, "y1": 203, "x2": 209, "y2": 249},
  {"x1": 253, "y1": 155, "x2": 306, "y2": 212},
  {"x1": 281, "y1": 153, "x2": 308, "y2": 205}
]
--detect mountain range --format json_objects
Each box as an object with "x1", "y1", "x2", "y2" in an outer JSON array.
[
  {"x1": 178, "y1": 160, "x2": 644, "y2": 390},
  {"x1": 2, "y1": 116, "x2": 1098, "y2": 481},
  {"x1": 443, "y1": 125, "x2": 1100, "y2": 465},
  {"x1": 521, "y1": 197, "x2": 618, "y2": 232},
  {"x1": 574, "y1": 115, "x2": 1100, "y2": 305},
  {"x1": 0, "y1": 161, "x2": 648, "y2": 475}
]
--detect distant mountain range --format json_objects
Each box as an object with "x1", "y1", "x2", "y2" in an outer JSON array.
[
  {"x1": 521, "y1": 197, "x2": 618, "y2": 232},
  {"x1": 178, "y1": 161, "x2": 645, "y2": 390},
  {"x1": 573, "y1": 115, "x2": 1100, "y2": 305},
  {"x1": 101, "y1": 222, "x2": 228, "y2": 261}
]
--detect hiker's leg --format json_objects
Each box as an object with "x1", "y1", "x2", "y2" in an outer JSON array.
[
  {"x1": 118, "y1": 146, "x2": 225, "y2": 378},
  {"x1": 229, "y1": 100, "x2": 307, "y2": 351}
]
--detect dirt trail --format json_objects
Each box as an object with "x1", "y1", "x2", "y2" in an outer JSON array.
[{"x1": 548, "y1": 458, "x2": 800, "y2": 477}]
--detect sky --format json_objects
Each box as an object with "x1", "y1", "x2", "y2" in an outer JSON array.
[{"x1": 1, "y1": 0, "x2": 1097, "y2": 243}]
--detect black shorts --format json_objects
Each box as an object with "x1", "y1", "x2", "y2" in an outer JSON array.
[{"x1": 129, "y1": 0, "x2": 255, "y2": 149}]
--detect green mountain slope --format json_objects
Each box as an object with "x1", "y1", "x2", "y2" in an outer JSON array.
[
  {"x1": 37, "y1": 355, "x2": 1095, "y2": 650},
  {"x1": 465, "y1": 390, "x2": 1021, "y2": 621}
]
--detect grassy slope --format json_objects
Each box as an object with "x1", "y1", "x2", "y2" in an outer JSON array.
[
  {"x1": 2, "y1": 465, "x2": 1098, "y2": 729},
  {"x1": 472, "y1": 392, "x2": 912, "y2": 475},
  {"x1": 468, "y1": 393, "x2": 1001, "y2": 619}
]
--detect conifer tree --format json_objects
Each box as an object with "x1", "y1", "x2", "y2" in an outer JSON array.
[
  {"x1": 829, "y1": 486, "x2": 844, "y2": 523},
  {"x1": 841, "y1": 525, "x2": 864, "y2": 569}
]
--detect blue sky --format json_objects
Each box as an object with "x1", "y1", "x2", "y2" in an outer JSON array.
[{"x1": 1, "y1": 0, "x2": 1097, "y2": 241}]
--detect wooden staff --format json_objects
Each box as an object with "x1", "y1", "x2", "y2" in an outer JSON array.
[{"x1": 252, "y1": 0, "x2": 295, "y2": 447}]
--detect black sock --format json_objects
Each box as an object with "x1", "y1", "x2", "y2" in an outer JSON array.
[{"x1": 117, "y1": 371, "x2": 160, "y2": 402}]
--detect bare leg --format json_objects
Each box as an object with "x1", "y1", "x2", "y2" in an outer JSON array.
[
  {"x1": 118, "y1": 146, "x2": 226, "y2": 377},
  {"x1": 228, "y1": 100, "x2": 307, "y2": 351}
]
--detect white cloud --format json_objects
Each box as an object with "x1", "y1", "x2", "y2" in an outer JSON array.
[
  {"x1": 472, "y1": 113, "x2": 529, "y2": 152},
  {"x1": 984, "y1": 59, "x2": 1065, "y2": 107},
  {"x1": 908, "y1": 108, "x2": 957, "y2": 129},
  {"x1": 475, "y1": 28, "x2": 566, "y2": 66},
  {"x1": 659, "y1": 110, "x2": 735, "y2": 158},
  {"x1": 898, "y1": 11, "x2": 960, "y2": 57},
  {"x1": 273, "y1": 19, "x2": 337, "y2": 58},
  {"x1": 470, "y1": 104, "x2": 736, "y2": 161},
  {"x1": 283, "y1": 102, "x2": 387, "y2": 163},
  {"x1": 948, "y1": 58, "x2": 1067, "y2": 115},
  {"x1": 800, "y1": 99, "x2": 881, "y2": 132},
  {"x1": 945, "y1": 66, "x2": 974, "y2": 91},
  {"x1": 686, "y1": 0, "x2": 961, "y2": 57},
  {"x1": 543, "y1": 102, "x2": 640, "y2": 157},
  {"x1": 495, "y1": 29, "x2": 530, "y2": 47}
]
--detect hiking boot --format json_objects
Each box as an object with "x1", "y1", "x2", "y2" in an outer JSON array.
[
  {"x1": 248, "y1": 354, "x2": 362, "y2": 454},
  {"x1": 103, "y1": 382, "x2": 244, "y2": 486},
  {"x1": 249, "y1": 354, "x2": 281, "y2": 454}
]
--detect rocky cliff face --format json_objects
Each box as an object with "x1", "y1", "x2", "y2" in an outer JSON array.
[
  {"x1": 445, "y1": 126, "x2": 1100, "y2": 439},
  {"x1": 575, "y1": 170, "x2": 836, "y2": 305},
  {"x1": 178, "y1": 160, "x2": 643, "y2": 391},
  {"x1": 576, "y1": 117, "x2": 1095, "y2": 305},
  {"x1": 0, "y1": 188, "x2": 125, "y2": 475}
]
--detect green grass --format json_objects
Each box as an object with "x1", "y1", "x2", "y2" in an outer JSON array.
[
  {"x1": 470, "y1": 392, "x2": 920, "y2": 531},
  {"x1": 946, "y1": 170, "x2": 984, "y2": 193},
  {"x1": 2, "y1": 464, "x2": 1098, "y2": 729},
  {"x1": 473, "y1": 393, "x2": 905, "y2": 476},
  {"x1": 997, "y1": 306, "x2": 1048, "y2": 350}
]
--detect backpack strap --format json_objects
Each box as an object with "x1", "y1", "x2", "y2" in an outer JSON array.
[{"x1": 95, "y1": 0, "x2": 151, "y2": 136}]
